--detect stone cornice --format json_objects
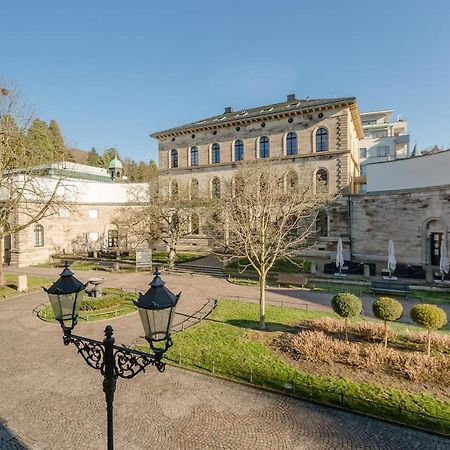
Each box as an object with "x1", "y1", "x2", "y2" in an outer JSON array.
[{"x1": 151, "y1": 101, "x2": 360, "y2": 140}]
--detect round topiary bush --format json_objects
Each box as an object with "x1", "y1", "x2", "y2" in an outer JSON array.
[
  {"x1": 410, "y1": 304, "x2": 448, "y2": 356},
  {"x1": 331, "y1": 293, "x2": 363, "y2": 340},
  {"x1": 372, "y1": 297, "x2": 403, "y2": 348}
]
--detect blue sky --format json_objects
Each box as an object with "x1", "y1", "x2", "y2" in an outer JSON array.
[{"x1": 2, "y1": 1, "x2": 450, "y2": 163}]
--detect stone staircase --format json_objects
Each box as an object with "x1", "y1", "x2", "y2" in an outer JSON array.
[{"x1": 172, "y1": 263, "x2": 227, "y2": 278}]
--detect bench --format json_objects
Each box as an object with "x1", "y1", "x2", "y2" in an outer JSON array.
[
  {"x1": 277, "y1": 273, "x2": 308, "y2": 288},
  {"x1": 371, "y1": 281, "x2": 410, "y2": 297}
]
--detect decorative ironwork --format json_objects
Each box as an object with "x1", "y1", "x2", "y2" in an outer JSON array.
[{"x1": 62, "y1": 328, "x2": 165, "y2": 379}]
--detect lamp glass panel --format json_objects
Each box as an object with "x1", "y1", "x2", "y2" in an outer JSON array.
[
  {"x1": 48, "y1": 291, "x2": 84, "y2": 326},
  {"x1": 138, "y1": 307, "x2": 172, "y2": 342}
]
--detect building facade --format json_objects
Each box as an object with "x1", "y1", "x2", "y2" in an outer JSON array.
[
  {"x1": 358, "y1": 110, "x2": 409, "y2": 170},
  {"x1": 151, "y1": 94, "x2": 364, "y2": 252},
  {"x1": 3, "y1": 162, "x2": 147, "y2": 267}
]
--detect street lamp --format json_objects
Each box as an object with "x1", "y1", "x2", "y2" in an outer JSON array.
[{"x1": 44, "y1": 263, "x2": 180, "y2": 450}]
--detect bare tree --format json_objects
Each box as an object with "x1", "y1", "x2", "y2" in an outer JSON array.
[
  {"x1": 0, "y1": 84, "x2": 67, "y2": 285},
  {"x1": 206, "y1": 162, "x2": 334, "y2": 330},
  {"x1": 115, "y1": 177, "x2": 208, "y2": 268}
]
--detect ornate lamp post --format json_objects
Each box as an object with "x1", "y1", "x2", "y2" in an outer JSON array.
[{"x1": 44, "y1": 263, "x2": 180, "y2": 450}]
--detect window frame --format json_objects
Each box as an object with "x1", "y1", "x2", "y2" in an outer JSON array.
[
  {"x1": 171, "y1": 149, "x2": 179, "y2": 168},
  {"x1": 34, "y1": 224, "x2": 44, "y2": 247},
  {"x1": 286, "y1": 132, "x2": 298, "y2": 156},
  {"x1": 259, "y1": 136, "x2": 270, "y2": 158},
  {"x1": 211, "y1": 143, "x2": 220, "y2": 164},
  {"x1": 190, "y1": 146, "x2": 199, "y2": 166},
  {"x1": 316, "y1": 127, "x2": 329, "y2": 152},
  {"x1": 234, "y1": 140, "x2": 244, "y2": 161},
  {"x1": 376, "y1": 146, "x2": 390, "y2": 157}
]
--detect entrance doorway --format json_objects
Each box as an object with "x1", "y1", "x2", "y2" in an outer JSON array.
[{"x1": 430, "y1": 232, "x2": 442, "y2": 266}]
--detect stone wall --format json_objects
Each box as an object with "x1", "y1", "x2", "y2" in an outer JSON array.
[
  {"x1": 7, "y1": 203, "x2": 145, "y2": 267},
  {"x1": 350, "y1": 186, "x2": 450, "y2": 266}
]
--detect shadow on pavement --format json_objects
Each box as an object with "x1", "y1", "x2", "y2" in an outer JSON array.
[{"x1": 0, "y1": 420, "x2": 31, "y2": 450}]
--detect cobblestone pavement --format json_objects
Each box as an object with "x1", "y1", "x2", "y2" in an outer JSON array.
[{"x1": 0, "y1": 287, "x2": 449, "y2": 449}]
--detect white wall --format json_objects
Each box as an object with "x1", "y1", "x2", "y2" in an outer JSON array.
[
  {"x1": 0, "y1": 177, "x2": 148, "y2": 204},
  {"x1": 367, "y1": 150, "x2": 450, "y2": 192}
]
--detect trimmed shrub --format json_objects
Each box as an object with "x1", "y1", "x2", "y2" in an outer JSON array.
[
  {"x1": 410, "y1": 304, "x2": 448, "y2": 356},
  {"x1": 372, "y1": 297, "x2": 403, "y2": 348},
  {"x1": 331, "y1": 293, "x2": 363, "y2": 340}
]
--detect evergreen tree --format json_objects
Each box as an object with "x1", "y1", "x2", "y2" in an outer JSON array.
[
  {"x1": 87, "y1": 147, "x2": 102, "y2": 167},
  {"x1": 48, "y1": 119, "x2": 64, "y2": 153},
  {"x1": 101, "y1": 147, "x2": 119, "y2": 168},
  {"x1": 27, "y1": 118, "x2": 56, "y2": 164},
  {"x1": 48, "y1": 119, "x2": 74, "y2": 162}
]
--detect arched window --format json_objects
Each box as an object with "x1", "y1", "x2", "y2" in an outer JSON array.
[
  {"x1": 316, "y1": 211, "x2": 328, "y2": 237},
  {"x1": 212, "y1": 143, "x2": 220, "y2": 164},
  {"x1": 232, "y1": 175, "x2": 245, "y2": 197},
  {"x1": 316, "y1": 169, "x2": 329, "y2": 193},
  {"x1": 190, "y1": 147, "x2": 199, "y2": 166},
  {"x1": 316, "y1": 128, "x2": 328, "y2": 152},
  {"x1": 211, "y1": 177, "x2": 221, "y2": 199},
  {"x1": 259, "y1": 136, "x2": 270, "y2": 158},
  {"x1": 34, "y1": 224, "x2": 44, "y2": 247},
  {"x1": 190, "y1": 179, "x2": 199, "y2": 200},
  {"x1": 170, "y1": 149, "x2": 178, "y2": 168},
  {"x1": 171, "y1": 180, "x2": 178, "y2": 199},
  {"x1": 235, "y1": 140, "x2": 244, "y2": 161},
  {"x1": 286, "y1": 132, "x2": 297, "y2": 155},
  {"x1": 286, "y1": 170, "x2": 298, "y2": 191},
  {"x1": 190, "y1": 213, "x2": 200, "y2": 235}
]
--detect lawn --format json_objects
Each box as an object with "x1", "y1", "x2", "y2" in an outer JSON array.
[
  {"x1": 39, "y1": 288, "x2": 137, "y2": 322},
  {"x1": 226, "y1": 258, "x2": 311, "y2": 274},
  {"x1": 0, "y1": 273, "x2": 53, "y2": 299},
  {"x1": 164, "y1": 299, "x2": 450, "y2": 434}
]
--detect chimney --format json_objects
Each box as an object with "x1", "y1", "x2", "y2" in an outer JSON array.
[
  {"x1": 224, "y1": 107, "x2": 233, "y2": 114},
  {"x1": 286, "y1": 94, "x2": 296, "y2": 102}
]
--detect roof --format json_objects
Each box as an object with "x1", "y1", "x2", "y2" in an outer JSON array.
[
  {"x1": 108, "y1": 156, "x2": 123, "y2": 170},
  {"x1": 151, "y1": 96, "x2": 362, "y2": 138}
]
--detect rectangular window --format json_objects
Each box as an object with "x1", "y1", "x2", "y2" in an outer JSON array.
[
  {"x1": 359, "y1": 148, "x2": 367, "y2": 159},
  {"x1": 88, "y1": 209, "x2": 99, "y2": 219},
  {"x1": 108, "y1": 230, "x2": 119, "y2": 248},
  {"x1": 377, "y1": 146, "x2": 390, "y2": 157},
  {"x1": 372, "y1": 130, "x2": 388, "y2": 138},
  {"x1": 88, "y1": 232, "x2": 99, "y2": 242}
]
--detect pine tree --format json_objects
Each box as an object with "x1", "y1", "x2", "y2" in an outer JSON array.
[
  {"x1": 27, "y1": 118, "x2": 56, "y2": 164},
  {"x1": 87, "y1": 147, "x2": 102, "y2": 167}
]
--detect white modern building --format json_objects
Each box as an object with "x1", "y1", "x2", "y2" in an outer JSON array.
[
  {"x1": 366, "y1": 149, "x2": 450, "y2": 193},
  {"x1": 358, "y1": 110, "x2": 409, "y2": 173}
]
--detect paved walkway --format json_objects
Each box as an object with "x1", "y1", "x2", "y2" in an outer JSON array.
[
  {"x1": 0, "y1": 274, "x2": 449, "y2": 449},
  {"x1": 6, "y1": 265, "x2": 450, "y2": 326}
]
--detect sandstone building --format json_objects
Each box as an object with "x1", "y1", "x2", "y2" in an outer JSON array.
[
  {"x1": 151, "y1": 94, "x2": 364, "y2": 252},
  {"x1": 2, "y1": 161, "x2": 147, "y2": 267}
]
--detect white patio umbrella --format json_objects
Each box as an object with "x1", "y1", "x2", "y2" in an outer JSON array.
[
  {"x1": 440, "y1": 237, "x2": 449, "y2": 281},
  {"x1": 387, "y1": 240, "x2": 396, "y2": 278},
  {"x1": 335, "y1": 237, "x2": 344, "y2": 275}
]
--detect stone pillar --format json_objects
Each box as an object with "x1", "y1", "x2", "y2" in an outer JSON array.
[
  {"x1": 310, "y1": 262, "x2": 317, "y2": 275},
  {"x1": 426, "y1": 266, "x2": 434, "y2": 284},
  {"x1": 363, "y1": 264, "x2": 371, "y2": 279},
  {"x1": 17, "y1": 274, "x2": 28, "y2": 292}
]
